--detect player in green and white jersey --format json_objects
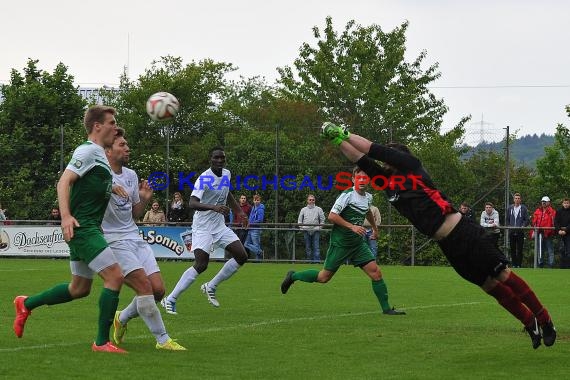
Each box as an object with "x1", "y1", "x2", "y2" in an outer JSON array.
[
  {"x1": 13, "y1": 106, "x2": 127, "y2": 353},
  {"x1": 281, "y1": 167, "x2": 405, "y2": 315}
]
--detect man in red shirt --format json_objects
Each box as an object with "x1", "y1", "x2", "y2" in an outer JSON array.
[
  {"x1": 235, "y1": 195, "x2": 251, "y2": 244},
  {"x1": 532, "y1": 196, "x2": 556, "y2": 268}
]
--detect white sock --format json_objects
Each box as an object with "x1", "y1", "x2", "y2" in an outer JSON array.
[
  {"x1": 168, "y1": 266, "x2": 199, "y2": 301},
  {"x1": 208, "y1": 258, "x2": 241, "y2": 289},
  {"x1": 136, "y1": 294, "x2": 170, "y2": 344},
  {"x1": 120, "y1": 296, "x2": 140, "y2": 323}
]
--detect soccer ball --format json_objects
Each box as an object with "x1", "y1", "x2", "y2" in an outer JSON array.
[{"x1": 146, "y1": 92, "x2": 180, "y2": 121}]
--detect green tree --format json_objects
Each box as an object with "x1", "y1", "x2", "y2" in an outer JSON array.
[
  {"x1": 222, "y1": 79, "x2": 341, "y2": 224},
  {"x1": 534, "y1": 124, "x2": 570, "y2": 202},
  {"x1": 414, "y1": 118, "x2": 472, "y2": 201},
  {"x1": 278, "y1": 17, "x2": 449, "y2": 144},
  {"x1": 0, "y1": 59, "x2": 85, "y2": 219},
  {"x1": 101, "y1": 56, "x2": 236, "y2": 203}
]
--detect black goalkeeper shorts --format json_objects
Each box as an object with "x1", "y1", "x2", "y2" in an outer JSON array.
[{"x1": 437, "y1": 216, "x2": 509, "y2": 286}]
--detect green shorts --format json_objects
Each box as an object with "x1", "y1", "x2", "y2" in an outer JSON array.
[
  {"x1": 323, "y1": 240, "x2": 375, "y2": 272},
  {"x1": 67, "y1": 227, "x2": 108, "y2": 264}
]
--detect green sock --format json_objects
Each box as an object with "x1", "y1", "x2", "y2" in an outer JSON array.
[
  {"x1": 372, "y1": 279, "x2": 391, "y2": 312},
  {"x1": 292, "y1": 269, "x2": 320, "y2": 283},
  {"x1": 95, "y1": 288, "x2": 120, "y2": 346},
  {"x1": 25, "y1": 283, "x2": 73, "y2": 310}
]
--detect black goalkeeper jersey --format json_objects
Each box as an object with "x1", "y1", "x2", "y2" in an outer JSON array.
[{"x1": 356, "y1": 143, "x2": 455, "y2": 237}]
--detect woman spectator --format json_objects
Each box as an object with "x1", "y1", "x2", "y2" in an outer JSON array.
[
  {"x1": 168, "y1": 192, "x2": 188, "y2": 224},
  {"x1": 143, "y1": 200, "x2": 166, "y2": 226}
]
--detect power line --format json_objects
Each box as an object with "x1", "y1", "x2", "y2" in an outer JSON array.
[
  {"x1": 429, "y1": 84, "x2": 570, "y2": 89},
  {"x1": 2, "y1": 78, "x2": 570, "y2": 89}
]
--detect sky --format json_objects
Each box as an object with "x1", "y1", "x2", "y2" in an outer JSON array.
[{"x1": 2, "y1": 0, "x2": 569, "y2": 144}]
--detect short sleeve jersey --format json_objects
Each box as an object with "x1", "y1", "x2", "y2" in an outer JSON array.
[
  {"x1": 102, "y1": 167, "x2": 141, "y2": 242},
  {"x1": 66, "y1": 141, "x2": 113, "y2": 228},
  {"x1": 191, "y1": 168, "x2": 231, "y2": 234},
  {"x1": 330, "y1": 188, "x2": 373, "y2": 246}
]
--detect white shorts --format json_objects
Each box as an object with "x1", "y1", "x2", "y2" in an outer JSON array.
[
  {"x1": 109, "y1": 239, "x2": 160, "y2": 277},
  {"x1": 191, "y1": 227, "x2": 239, "y2": 255},
  {"x1": 70, "y1": 247, "x2": 118, "y2": 279}
]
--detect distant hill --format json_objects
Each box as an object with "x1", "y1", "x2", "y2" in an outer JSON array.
[{"x1": 462, "y1": 133, "x2": 554, "y2": 167}]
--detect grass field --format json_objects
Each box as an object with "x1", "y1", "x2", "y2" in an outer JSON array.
[{"x1": 0, "y1": 259, "x2": 569, "y2": 379}]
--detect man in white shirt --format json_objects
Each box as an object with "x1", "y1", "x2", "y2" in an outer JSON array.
[
  {"x1": 298, "y1": 195, "x2": 326, "y2": 263},
  {"x1": 480, "y1": 202, "x2": 501, "y2": 247},
  {"x1": 161, "y1": 147, "x2": 249, "y2": 313},
  {"x1": 102, "y1": 128, "x2": 186, "y2": 351}
]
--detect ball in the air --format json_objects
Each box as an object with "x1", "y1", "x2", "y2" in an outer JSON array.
[{"x1": 146, "y1": 92, "x2": 179, "y2": 121}]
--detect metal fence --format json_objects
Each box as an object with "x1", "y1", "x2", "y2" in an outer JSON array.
[{"x1": 3, "y1": 220, "x2": 563, "y2": 268}]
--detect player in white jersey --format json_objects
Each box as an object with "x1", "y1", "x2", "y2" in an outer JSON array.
[
  {"x1": 102, "y1": 128, "x2": 186, "y2": 351},
  {"x1": 161, "y1": 147, "x2": 249, "y2": 313}
]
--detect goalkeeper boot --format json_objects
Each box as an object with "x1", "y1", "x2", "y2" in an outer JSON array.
[
  {"x1": 320, "y1": 122, "x2": 350, "y2": 145},
  {"x1": 541, "y1": 319, "x2": 556, "y2": 347},
  {"x1": 525, "y1": 317, "x2": 542, "y2": 349}
]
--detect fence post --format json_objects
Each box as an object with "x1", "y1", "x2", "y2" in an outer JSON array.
[
  {"x1": 410, "y1": 226, "x2": 415, "y2": 266},
  {"x1": 533, "y1": 227, "x2": 538, "y2": 269},
  {"x1": 292, "y1": 229, "x2": 296, "y2": 262}
]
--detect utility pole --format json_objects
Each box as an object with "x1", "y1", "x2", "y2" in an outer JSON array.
[
  {"x1": 504, "y1": 125, "x2": 510, "y2": 255},
  {"x1": 274, "y1": 123, "x2": 280, "y2": 261},
  {"x1": 59, "y1": 123, "x2": 64, "y2": 175},
  {"x1": 165, "y1": 123, "x2": 170, "y2": 219}
]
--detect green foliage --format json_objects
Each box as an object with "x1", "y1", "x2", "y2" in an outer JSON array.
[
  {"x1": 534, "y1": 124, "x2": 570, "y2": 203},
  {"x1": 1, "y1": 16, "x2": 567, "y2": 263},
  {"x1": 104, "y1": 55, "x2": 235, "y2": 144},
  {"x1": 278, "y1": 16, "x2": 448, "y2": 144},
  {"x1": 0, "y1": 59, "x2": 85, "y2": 219},
  {"x1": 100, "y1": 56, "x2": 237, "y2": 204},
  {"x1": 415, "y1": 118, "x2": 472, "y2": 201}
]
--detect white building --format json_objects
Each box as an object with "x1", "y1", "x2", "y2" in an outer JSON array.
[
  {"x1": 77, "y1": 86, "x2": 120, "y2": 104},
  {"x1": 0, "y1": 86, "x2": 119, "y2": 104}
]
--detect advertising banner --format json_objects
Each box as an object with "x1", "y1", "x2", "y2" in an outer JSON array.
[
  {"x1": 0, "y1": 225, "x2": 69, "y2": 257},
  {"x1": 138, "y1": 226, "x2": 226, "y2": 259},
  {"x1": 0, "y1": 225, "x2": 225, "y2": 260}
]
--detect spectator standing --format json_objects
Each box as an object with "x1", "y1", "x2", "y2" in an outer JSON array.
[
  {"x1": 244, "y1": 195, "x2": 265, "y2": 260},
  {"x1": 168, "y1": 192, "x2": 188, "y2": 224},
  {"x1": 459, "y1": 202, "x2": 475, "y2": 222},
  {"x1": 233, "y1": 195, "x2": 252, "y2": 244},
  {"x1": 298, "y1": 195, "x2": 326, "y2": 263},
  {"x1": 532, "y1": 196, "x2": 556, "y2": 268},
  {"x1": 554, "y1": 198, "x2": 570, "y2": 268},
  {"x1": 480, "y1": 202, "x2": 500, "y2": 247},
  {"x1": 143, "y1": 200, "x2": 166, "y2": 226},
  {"x1": 47, "y1": 207, "x2": 61, "y2": 225},
  {"x1": 363, "y1": 205, "x2": 381, "y2": 257},
  {"x1": 505, "y1": 193, "x2": 530, "y2": 268}
]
